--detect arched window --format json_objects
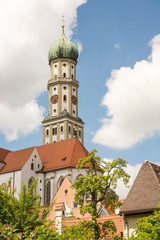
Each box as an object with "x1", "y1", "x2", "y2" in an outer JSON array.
[
  {"x1": 71, "y1": 74, "x2": 74, "y2": 79},
  {"x1": 57, "y1": 176, "x2": 64, "y2": 189},
  {"x1": 63, "y1": 73, "x2": 66, "y2": 78},
  {"x1": 31, "y1": 163, "x2": 34, "y2": 170},
  {"x1": 46, "y1": 180, "x2": 51, "y2": 205},
  {"x1": 63, "y1": 95, "x2": 67, "y2": 102},
  {"x1": 28, "y1": 177, "x2": 35, "y2": 190}
]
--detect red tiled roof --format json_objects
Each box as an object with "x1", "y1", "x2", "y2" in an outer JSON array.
[
  {"x1": 120, "y1": 161, "x2": 160, "y2": 215},
  {"x1": 37, "y1": 138, "x2": 88, "y2": 172},
  {"x1": 0, "y1": 139, "x2": 88, "y2": 174},
  {"x1": 0, "y1": 147, "x2": 35, "y2": 174},
  {"x1": 0, "y1": 147, "x2": 11, "y2": 162}
]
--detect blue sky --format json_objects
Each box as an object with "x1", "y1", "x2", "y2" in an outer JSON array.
[{"x1": 0, "y1": 0, "x2": 160, "y2": 191}]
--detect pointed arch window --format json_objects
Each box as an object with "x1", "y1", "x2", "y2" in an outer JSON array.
[
  {"x1": 46, "y1": 180, "x2": 51, "y2": 205},
  {"x1": 28, "y1": 177, "x2": 35, "y2": 190}
]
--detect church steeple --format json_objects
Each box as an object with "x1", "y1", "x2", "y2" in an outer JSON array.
[{"x1": 42, "y1": 24, "x2": 84, "y2": 145}]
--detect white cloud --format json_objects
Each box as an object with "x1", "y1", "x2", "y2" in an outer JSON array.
[
  {"x1": 114, "y1": 43, "x2": 120, "y2": 49},
  {"x1": 103, "y1": 158, "x2": 142, "y2": 199},
  {"x1": 0, "y1": 0, "x2": 87, "y2": 141},
  {"x1": 93, "y1": 34, "x2": 160, "y2": 149}
]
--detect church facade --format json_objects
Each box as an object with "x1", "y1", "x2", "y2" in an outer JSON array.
[{"x1": 0, "y1": 26, "x2": 87, "y2": 206}]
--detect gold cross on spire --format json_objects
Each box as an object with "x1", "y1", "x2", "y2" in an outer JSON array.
[{"x1": 61, "y1": 15, "x2": 65, "y2": 32}]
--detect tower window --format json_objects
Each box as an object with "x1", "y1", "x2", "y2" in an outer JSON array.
[
  {"x1": 63, "y1": 86, "x2": 67, "y2": 90},
  {"x1": 63, "y1": 73, "x2": 66, "y2": 78},
  {"x1": 46, "y1": 129, "x2": 49, "y2": 137},
  {"x1": 63, "y1": 63, "x2": 66, "y2": 67},
  {"x1": 71, "y1": 74, "x2": 74, "y2": 78},
  {"x1": 61, "y1": 126, "x2": 63, "y2": 132},
  {"x1": 54, "y1": 109, "x2": 56, "y2": 113},
  {"x1": 71, "y1": 65, "x2": 74, "y2": 69},
  {"x1": 68, "y1": 126, "x2": 71, "y2": 134},
  {"x1": 54, "y1": 64, "x2": 57, "y2": 68},
  {"x1": 73, "y1": 88, "x2": 75, "y2": 92},
  {"x1": 63, "y1": 95, "x2": 67, "y2": 102},
  {"x1": 54, "y1": 87, "x2": 56, "y2": 91},
  {"x1": 73, "y1": 110, "x2": 75, "y2": 114},
  {"x1": 79, "y1": 130, "x2": 81, "y2": 138},
  {"x1": 52, "y1": 127, "x2": 57, "y2": 135}
]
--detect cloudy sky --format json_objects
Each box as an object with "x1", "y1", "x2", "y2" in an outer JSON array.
[{"x1": 0, "y1": 0, "x2": 160, "y2": 198}]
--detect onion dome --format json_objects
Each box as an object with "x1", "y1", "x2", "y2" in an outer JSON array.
[{"x1": 48, "y1": 27, "x2": 79, "y2": 63}]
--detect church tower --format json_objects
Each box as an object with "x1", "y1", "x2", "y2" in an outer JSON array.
[{"x1": 42, "y1": 24, "x2": 84, "y2": 145}]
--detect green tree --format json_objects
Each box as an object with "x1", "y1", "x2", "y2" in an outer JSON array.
[
  {"x1": 128, "y1": 204, "x2": 160, "y2": 240},
  {"x1": 0, "y1": 180, "x2": 55, "y2": 239},
  {"x1": 72, "y1": 149, "x2": 130, "y2": 239}
]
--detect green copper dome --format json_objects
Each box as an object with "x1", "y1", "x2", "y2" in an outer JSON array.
[{"x1": 48, "y1": 28, "x2": 79, "y2": 63}]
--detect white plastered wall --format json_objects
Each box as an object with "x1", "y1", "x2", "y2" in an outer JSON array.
[
  {"x1": 21, "y1": 148, "x2": 44, "y2": 202},
  {"x1": 0, "y1": 170, "x2": 21, "y2": 199}
]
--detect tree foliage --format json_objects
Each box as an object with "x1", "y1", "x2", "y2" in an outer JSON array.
[
  {"x1": 128, "y1": 204, "x2": 160, "y2": 240},
  {"x1": 72, "y1": 149, "x2": 130, "y2": 239},
  {"x1": 0, "y1": 180, "x2": 55, "y2": 239}
]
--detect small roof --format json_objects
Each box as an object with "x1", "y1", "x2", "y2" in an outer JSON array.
[
  {"x1": 0, "y1": 147, "x2": 35, "y2": 174},
  {"x1": 37, "y1": 138, "x2": 88, "y2": 172},
  {"x1": 120, "y1": 161, "x2": 160, "y2": 215},
  {"x1": 0, "y1": 139, "x2": 88, "y2": 174},
  {"x1": 0, "y1": 147, "x2": 11, "y2": 162}
]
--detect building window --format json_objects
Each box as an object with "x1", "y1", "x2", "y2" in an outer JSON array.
[
  {"x1": 63, "y1": 73, "x2": 66, "y2": 78},
  {"x1": 63, "y1": 63, "x2": 66, "y2": 67},
  {"x1": 63, "y1": 86, "x2": 66, "y2": 90},
  {"x1": 61, "y1": 126, "x2": 63, "y2": 132},
  {"x1": 28, "y1": 177, "x2": 35, "y2": 190},
  {"x1": 52, "y1": 127, "x2": 57, "y2": 135},
  {"x1": 54, "y1": 64, "x2": 57, "y2": 68},
  {"x1": 73, "y1": 202, "x2": 78, "y2": 208},
  {"x1": 46, "y1": 181, "x2": 51, "y2": 205},
  {"x1": 31, "y1": 163, "x2": 34, "y2": 170},
  {"x1": 63, "y1": 95, "x2": 67, "y2": 102},
  {"x1": 40, "y1": 179, "x2": 42, "y2": 183},
  {"x1": 73, "y1": 110, "x2": 75, "y2": 114},
  {"x1": 46, "y1": 129, "x2": 49, "y2": 137},
  {"x1": 71, "y1": 74, "x2": 74, "y2": 79},
  {"x1": 79, "y1": 130, "x2": 81, "y2": 138},
  {"x1": 37, "y1": 164, "x2": 40, "y2": 169},
  {"x1": 68, "y1": 126, "x2": 71, "y2": 134},
  {"x1": 54, "y1": 87, "x2": 56, "y2": 91},
  {"x1": 71, "y1": 65, "x2": 74, "y2": 69},
  {"x1": 73, "y1": 88, "x2": 75, "y2": 92}
]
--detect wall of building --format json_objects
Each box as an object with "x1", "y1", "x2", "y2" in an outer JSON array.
[{"x1": 123, "y1": 213, "x2": 152, "y2": 238}]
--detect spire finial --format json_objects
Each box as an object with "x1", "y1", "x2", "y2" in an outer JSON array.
[{"x1": 61, "y1": 15, "x2": 65, "y2": 33}]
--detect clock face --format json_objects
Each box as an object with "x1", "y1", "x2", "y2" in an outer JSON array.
[
  {"x1": 51, "y1": 94, "x2": 59, "y2": 104},
  {"x1": 71, "y1": 95, "x2": 77, "y2": 105}
]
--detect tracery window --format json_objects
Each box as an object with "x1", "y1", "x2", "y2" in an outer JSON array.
[{"x1": 46, "y1": 180, "x2": 51, "y2": 205}]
